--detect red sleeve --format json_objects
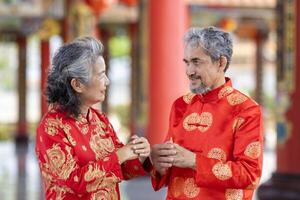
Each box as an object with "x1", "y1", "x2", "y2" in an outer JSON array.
[
  {"x1": 113, "y1": 135, "x2": 146, "y2": 180},
  {"x1": 103, "y1": 114, "x2": 147, "y2": 180},
  {"x1": 195, "y1": 105, "x2": 263, "y2": 189},
  {"x1": 151, "y1": 101, "x2": 180, "y2": 190},
  {"x1": 35, "y1": 117, "x2": 124, "y2": 195}
]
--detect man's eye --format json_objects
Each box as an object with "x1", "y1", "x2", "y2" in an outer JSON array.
[{"x1": 193, "y1": 60, "x2": 200, "y2": 65}]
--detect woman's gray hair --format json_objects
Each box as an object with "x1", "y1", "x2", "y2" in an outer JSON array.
[
  {"x1": 46, "y1": 36, "x2": 104, "y2": 117},
  {"x1": 184, "y1": 26, "x2": 233, "y2": 71}
]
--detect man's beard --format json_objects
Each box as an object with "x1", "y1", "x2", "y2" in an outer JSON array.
[
  {"x1": 188, "y1": 74, "x2": 212, "y2": 94},
  {"x1": 190, "y1": 82, "x2": 211, "y2": 94}
]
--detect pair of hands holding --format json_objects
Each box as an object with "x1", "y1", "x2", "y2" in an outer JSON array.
[
  {"x1": 116, "y1": 135, "x2": 150, "y2": 164},
  {"x1": 150, "y1": 141, "x2": 196, "y2": 175},
  {"x1": 116, "y1": 136, "x2": 196, "y2": 174}
]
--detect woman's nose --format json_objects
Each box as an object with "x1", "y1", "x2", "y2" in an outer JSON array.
[{"x1": 105, "y1": 76, "x2": 110, "y2": 86}]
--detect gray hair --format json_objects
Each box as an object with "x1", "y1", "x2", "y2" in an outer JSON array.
[
  {"x1": 46, "y1": 36, "x2": 104, "y2": 116},
  {"x1": 184, "y1": 26, "x2": 233, "y2": 71}
]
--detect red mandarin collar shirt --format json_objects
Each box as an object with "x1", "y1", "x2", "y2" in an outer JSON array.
[{"x1": 151, "y1": 78, "x2": 264, "y2": 200}]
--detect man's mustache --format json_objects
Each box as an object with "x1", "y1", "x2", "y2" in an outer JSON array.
[{"x1": 188, "y1": 74, "x2": 201, "y2": 80}]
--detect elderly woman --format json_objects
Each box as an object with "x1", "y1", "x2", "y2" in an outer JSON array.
[{"x1": 35, "y1": 36, "x2": 150, "y2": 200}]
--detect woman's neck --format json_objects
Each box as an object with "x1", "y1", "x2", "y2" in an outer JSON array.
[{"x1": 80, "y1": 105, "x2": 89, "y2": 118}]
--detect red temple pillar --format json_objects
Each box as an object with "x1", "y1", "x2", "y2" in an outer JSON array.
[
  {"x1": 257, "y1": 0, "x2": 300, "y2": 199},
  {"x1": 147, "y1": 0, "x2": 188, "y2": 145},
  {"x1": 129, "y1": 22, "x2": 138, "y2": 135},
  {"x1": 41, "y1": 40, "x2": 50, "y2": 116},
  {"x1": 16, "y1": 34, "x2": 28, "y2": 145}
]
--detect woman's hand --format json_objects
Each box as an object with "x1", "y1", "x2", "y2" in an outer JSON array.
[
  {"x1": 116, "y1": 143, "x2": 138, "y2": 164},
  {"x1": 130, "y1": 136, "x2": 151, "y2": 163}
]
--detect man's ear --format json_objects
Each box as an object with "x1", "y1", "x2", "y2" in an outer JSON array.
[
  {"x1": 70, "y1": 78, "x2": 85, "y2": 93},
  {"x1": 219, "y1": 56, "x2": 227, "y2": 72}
]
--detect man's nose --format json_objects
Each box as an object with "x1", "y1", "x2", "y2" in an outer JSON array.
[{"x1": 186, "y1": 65, "x2": 196, "y2": 76}]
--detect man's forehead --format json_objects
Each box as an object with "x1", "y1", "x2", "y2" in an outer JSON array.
[{"x1": 184, "y1": 46, "x2": 208, "y2": 58}]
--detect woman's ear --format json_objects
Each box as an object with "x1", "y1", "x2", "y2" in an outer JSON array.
[
  {"x1": 219, "y1": 56, "x2": 227, "y2": 72},
  {"x1": 70, "y1": 78, "x2": 85, "y2": 93}
]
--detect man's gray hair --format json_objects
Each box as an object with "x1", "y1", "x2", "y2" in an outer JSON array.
[
  {"x1": 184, "y1": 26, "x2": 233, "y2": 71},
  {"x1": 46, "y1": 36, "x2": 104, "y2": 116}
]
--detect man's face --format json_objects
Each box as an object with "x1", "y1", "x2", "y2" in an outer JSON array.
[{"x1": 183, "y1": 44, "x2": 224, "y2": 94}]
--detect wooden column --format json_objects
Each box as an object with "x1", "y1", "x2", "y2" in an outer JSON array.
[
  {"x1": 257, "y1": 0, "x2": 300, "y2": 199},
  {"x1": 129, "y1": 22, "x2": 139, "y2": 135},
  {"x1": 99, "y1": 27, "x2": 111, "y2": 113},
  {"x1": 254, "y1": 30, "x2": 264, "y2": 105},
  {"x1": 41, "y1": 40, "x2": 50, "y2": 116},
  {"x1": 16, "y1": 34, "x2": 28, "y2": 145},
  {"x1": 147, "y1": 0, "x2": 188, "y2": 145}
]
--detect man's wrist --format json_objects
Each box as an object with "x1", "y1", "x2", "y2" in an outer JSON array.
[{"x1": 191, "y1": 153, "x2": 196, "y2": 170}]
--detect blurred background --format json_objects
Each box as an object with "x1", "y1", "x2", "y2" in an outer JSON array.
[{"x1": 0, "y1": 0, "x2": 299, "y2": 199}]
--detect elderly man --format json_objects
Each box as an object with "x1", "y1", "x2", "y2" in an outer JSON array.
[{"x1": 150, "y1": 26, "x2": 263, "y2": 200}]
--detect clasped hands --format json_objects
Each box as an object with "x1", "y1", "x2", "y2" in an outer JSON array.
[
  {"x1": 150, "y1": 141, "x2": 196, "y2": 175},
  {"x1": 116, "y1": 135, "x2": 150, "y2": 164}
]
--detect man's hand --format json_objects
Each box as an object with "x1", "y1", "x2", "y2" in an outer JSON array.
[
  {"x1": 172, "y1": 143, "x2": 196, "y2": 169},
  {"x1": 130, "y1": 136, "x2": 151, "y2": 163},
  {"x1": 150, "y1": 142, "x2": 176, "y2": 175}
]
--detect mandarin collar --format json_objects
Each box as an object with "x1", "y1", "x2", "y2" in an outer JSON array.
[
  {"x1": 191, "y1": 77, "x2": 234, "y2": 103},
  {"x1": 76, "y1": 108, "x2": 94, "y2": 124}
]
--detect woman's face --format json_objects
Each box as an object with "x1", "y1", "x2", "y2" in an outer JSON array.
[{"x1": 80, "y1": 56, "x2": 109, "y2": 106}]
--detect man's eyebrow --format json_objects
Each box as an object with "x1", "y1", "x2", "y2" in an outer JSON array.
[{"x1": 191, "y1": 58, "x2": 201, "y2": 62}]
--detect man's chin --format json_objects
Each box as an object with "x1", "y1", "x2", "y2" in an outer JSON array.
[{"x1": 190, "y1": 86, "x2": 211, "y2": 94}]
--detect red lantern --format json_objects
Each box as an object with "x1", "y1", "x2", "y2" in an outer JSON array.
[
  {"x1": 120, "y1": 0, "x2": 137, "y2": 7},
  {"x1": 85, "y1": 0, "x2": 117, "y2": 16}
]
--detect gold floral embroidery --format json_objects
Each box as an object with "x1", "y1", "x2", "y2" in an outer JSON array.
[
  {"x1": 45, "y1": 117, "x2": 76, "y2": 146},
  {"x1": 225, "y1": 189, "x2": 243, "y2": 200},
  {"x1": 40, "y1": 136, "x2": 43, "y2": 142},
  {"x1": 207, "y1": 148, "x2": 227, "y2": 162},
  {"x1": 44, "y1": 144, "x2": 77, "y2": 180},
  {"x1": 48, "y1": 185, "x2": 74, "y2": 200},
  {"x1": 91, "y1": 188, "x2": 118, "y2": 200},
  {"x1": 64, "y1": 125, "x2": 76, "y2": 146},
  {"x1": 45, "y1": 118, "x2": 61, "y2": 136},
  {"x1": 40, "y1": 163, "x2": 54, "y2": 188},
  {"x1": 91, "y1": 190, "x2": 110, "y2": 200},
  {"x1": 103, "y1": 157, "x2": 110, "y2": 162},
  {"x1": 91, "y1": 115, "x2": 107, "y2": 136},
  {"x1": 74, "y1": 176, "x2": 79, "y2": 182},
  {"x1": 212, "y1": 162, "x2": 232, "y2": 181},
  {"x1": 84, "y1": 165, "x2": 106, "y2": 182},
  {"x1": 218, "y1": 86, "x2": 234, "y2": 99},
  {"x1": 90, "y1": 133, "x2": 115, "y2": 160},
  {"x1": 183, "y1": 178, "x2": 200, "y2": 198},
  {"x1": 75, "y1": 114, "x2": 89, "y2": 135},
  {"x1": 183, "y1": 112, "x2": 213, "y2": 132},
  {"x1": 244, "y1": 142, "x2": 261, "y2": 159},
  {"x1": 170, "y1": 177, "x2": 185, "y2": 198},
  {"x1": 246, "y1": 177, "x2": 260, "y2": 189},
  {"x1": 227, "y1": 93, "x2": 247, "y2": 106},
  {"x1": 232, "y1": 117, "x2": 245, "y2": 132},
  {"x1": 63, "y1": 138, "x2": 69, "y2": 143},
  {"x1": 183, "y1": 93, "x2": 196, "y2": 104},
  {"x1": 84, "y1": 165, "x2": 120, "y2": 193},
  {"x1": 94, "y1": 124, "x2": 106, "y2": 136},
  {"x1": 82, "y1": 145, "x2": 87, "y2": 151}
]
